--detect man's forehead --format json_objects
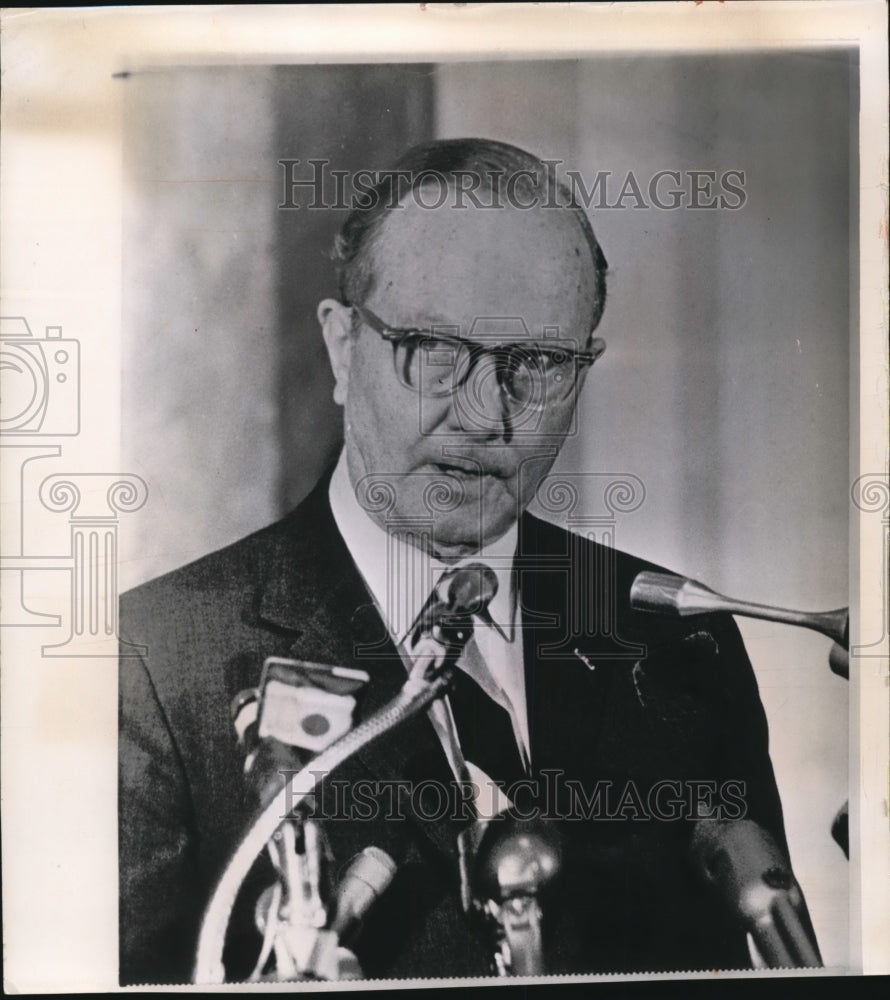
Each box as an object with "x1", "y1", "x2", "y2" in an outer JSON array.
[
  {"x1": 368, "y1": 195, "x2": 596, "y2": 333},
  {"x1": 377, "y1": 193, "x2": 590, "y2": 262}
]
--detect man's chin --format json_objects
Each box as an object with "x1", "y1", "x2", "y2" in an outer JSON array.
[{"x1": 425, "y1": 512, "x2": 516, "y2": 562}]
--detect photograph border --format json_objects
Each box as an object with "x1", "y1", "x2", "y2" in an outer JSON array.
[{"x1": 1, "y1": 3, "x2": 887, "y2": 991}]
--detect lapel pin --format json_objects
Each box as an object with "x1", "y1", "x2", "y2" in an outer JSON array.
[{"x1": 573, "y1": 648, "x2": 596, "y2": 671}]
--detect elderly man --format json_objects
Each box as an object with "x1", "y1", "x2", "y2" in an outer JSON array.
[{"x1": 119, "y1": 138, "x2": 787, "y2": 984}]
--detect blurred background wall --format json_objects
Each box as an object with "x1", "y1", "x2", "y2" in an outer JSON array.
[
  {"x1": 121, "y1": 53, "x2": 854, "y2": 966},
  {"x1": 122, "y1": 63, "x2": 435, "y2": 575}
]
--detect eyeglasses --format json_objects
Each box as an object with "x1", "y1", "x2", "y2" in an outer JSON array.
[{"x1": 351, "y1": 303, "x2": 604, "y2": 414}]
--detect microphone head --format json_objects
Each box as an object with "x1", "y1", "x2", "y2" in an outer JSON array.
[
  {"x1": 411, "y1": 562, "x2": 499, "y2": 653},
  {"x1": 830, "y1": 801, "x2": 849, "y2": 858},
  {"x1": 630, "y1": 571, "x2": 687, "y2": 615},
  {"x1": 688, "y1": 818, "x2": 823, "y2": 968},
  {"x1": 331, "y1": 846, "x2": 399, "y2": 947},
  {"x1": 342, "y1": 845, "x2": 399, "y2": 896},
  {"x1": 630, "y1": 570, "x2": 722, "y2": 617},
  {"x1": 442, "y1": 563, "x2": 499, "y2": 617},
  {"x1": 474, "y1": 817, "x2": 562, "y2": 902}
]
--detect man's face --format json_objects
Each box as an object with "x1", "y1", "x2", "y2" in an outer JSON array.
[{"x1": 321, "y1": 194, "x2": 602, "y2": 560}]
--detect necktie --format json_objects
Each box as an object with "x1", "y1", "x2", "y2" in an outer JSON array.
[
  {"x1": 407, "y1": 563, "x2": 528, "y2": 803},
  {"x1": 448, "y1": 635, "x2": 528, "y2": 793}
]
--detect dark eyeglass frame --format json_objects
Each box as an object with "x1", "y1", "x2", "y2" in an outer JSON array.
[{"x1": 349, "y1": 302, "x2": 602, "y2": 407}]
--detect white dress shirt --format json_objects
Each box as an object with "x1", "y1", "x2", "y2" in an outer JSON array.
[{"x1": 328, "y1": 452, "x2": 530, "y2": 800}]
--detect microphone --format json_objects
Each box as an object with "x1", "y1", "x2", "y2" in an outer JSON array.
[
  {"x1": 630, "y1": 571, "x2": 849, "y2": 652},
  {"x1": 689, "y1": 819, "x2": 822, "y2": 968},
  {"x1": 252, "y1": 845, "x2": 398, "y2": 982},
  {"x1": 410, "y1": 562, "x2": 499, "y2": 653},
  {"x1": 329, "y1": 847, "x2": 399, "y2": 950},
  {"x1": 831, "y1": 801, "x2": 849, "y2": 859},
  {"x1": 231, "y1": 657, "x2": 371, "y2": 810},
  {"x1": 459, "y1": 815, "x2": 563, "y2": 976}
]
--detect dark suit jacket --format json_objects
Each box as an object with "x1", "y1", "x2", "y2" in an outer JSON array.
[{"x1": 119, "y1": 473, "x2": 787, "y2": 985}]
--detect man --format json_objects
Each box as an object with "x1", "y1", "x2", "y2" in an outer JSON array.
[{"x1": 119, "y1": 139, "x2": 788, "y2": 984}]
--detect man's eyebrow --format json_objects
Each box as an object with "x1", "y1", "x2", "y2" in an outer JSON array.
[
  {"x1": 411, "y1": 312, "x2": 456, "y2": 328},
  {"x1": 375, "y1": 312, "x2": 583, "y2": 350}
]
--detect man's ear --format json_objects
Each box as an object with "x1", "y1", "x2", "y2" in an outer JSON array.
[{"x1": 317, "y1": 299, "x2": 354, "y2": 406}]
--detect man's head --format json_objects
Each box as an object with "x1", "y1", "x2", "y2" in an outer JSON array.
[{"x1": 318, "y1": 138, "x2": 608, "y2": 560}]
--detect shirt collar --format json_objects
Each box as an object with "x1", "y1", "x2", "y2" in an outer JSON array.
[{"x1": 328, "y1": 450, "x2": 518, "y2": 644}]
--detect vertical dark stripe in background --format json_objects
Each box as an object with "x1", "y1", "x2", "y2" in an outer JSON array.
[{"x1": 272, "y1": 64, "x2": 435, "y2": 514}]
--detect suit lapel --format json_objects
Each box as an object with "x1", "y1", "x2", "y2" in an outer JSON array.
[{"x1": 518, "y1": 512, "x2": 626, "y2": 778}]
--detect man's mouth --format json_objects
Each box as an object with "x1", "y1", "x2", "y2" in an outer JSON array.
[{"x1": 432, "y1": 460, "x2": 488, "y2": 479}]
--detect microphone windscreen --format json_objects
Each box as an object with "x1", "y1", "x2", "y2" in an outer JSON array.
[
  {"x1": 830, "y1": 801, "x2": 849, "y2": 858},
  {"x1": 444, "y1": 563, "x2": 498, "y2": 617},
  {"x1": 331, "y1": 847, "x2": 399, "y2": 947},
  {"x1": 689, "y1": 819, "x2": 822, "y2": 967},
  {"x1": 690, "y1": 818, "x2": 790, "y2": 897},
  {"x1": 410, "y1": 562, "x2": 498, "y2": 647},
  {"x1": 474, "y1": 815, "x2": 563, "y2": 902}
]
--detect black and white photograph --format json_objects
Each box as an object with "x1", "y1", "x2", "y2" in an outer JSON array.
[{"x1": 1, "y1": 4, "x2": 887, "y2": 993}]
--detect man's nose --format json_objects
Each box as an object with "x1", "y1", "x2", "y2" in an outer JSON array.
[{"x1": 450, "y1": 355, "x2": 514, "y2": 443}]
